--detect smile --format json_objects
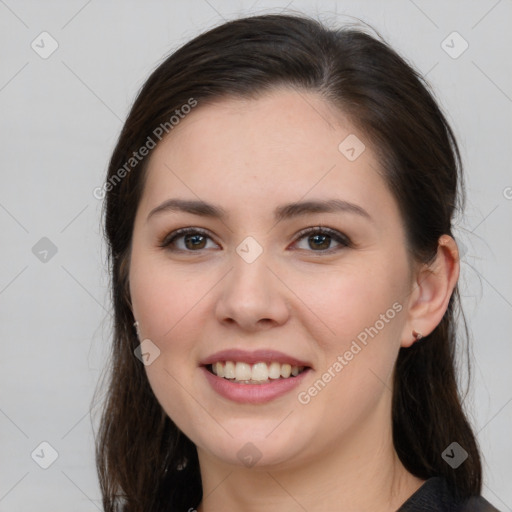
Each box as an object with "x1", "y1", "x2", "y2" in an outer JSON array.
[
  {"x1": 208, "y1": 361, "x2": 307, "y2": 384},
  {"x1": 200, "y1": 349, "x2": 312, "y2": 403}
]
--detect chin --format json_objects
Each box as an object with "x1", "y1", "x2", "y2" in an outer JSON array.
[{"x1": 191, "y1": 419, "x2": 315, "y2": 470}]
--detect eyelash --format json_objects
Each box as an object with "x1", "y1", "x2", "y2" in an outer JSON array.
[{"x1": 158, "y1": 226, "x2": 352, "y2": 254}]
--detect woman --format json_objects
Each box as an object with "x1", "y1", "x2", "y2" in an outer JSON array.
[{"x1": 95, "y1": 13, "x2": 500, "y2": 511}]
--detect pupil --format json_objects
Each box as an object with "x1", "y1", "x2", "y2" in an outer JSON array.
[
  {"x1": 310, "y1": 234, "x2": 329, "y2": 250},
  {"x1": 186, "y1": 234, "x2": 206, "y2": 250}
]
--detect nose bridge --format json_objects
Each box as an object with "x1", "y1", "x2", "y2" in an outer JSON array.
[
  {"x1": 230, "y1": 234, "x2": 273, "y2": 301},
  {"x1": 235, "y1": 235, "x2": 265, "y2": 266},
  {"x1": 231, "y1": 239, "x2": 271, "y2": 290},
  {"x1": 215, "y1": 234, "x2": 288, "y2": 328}
]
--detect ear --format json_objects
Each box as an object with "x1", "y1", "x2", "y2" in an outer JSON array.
[{"x1": 400, "y1": 234, "x2": 460, "y2": 348}]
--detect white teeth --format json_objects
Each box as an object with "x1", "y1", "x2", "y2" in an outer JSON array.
[
  {"x1": 209, "y1": 360, "x2": 306, "y2": 383},
  {"x1": 251, "y1": 362, "x2": 269, "y2": 381},
  {"x1": 235, "y1": 362, "x2": 252, "y2": 381},
  {"x1": 214, "y1": 362, "x2": 224, "y2": 378},
  {"x1": 268, "y1": 361, "x2": 281, "y2": 379},
  {"x1": 224, "y1": 361, "x2": 235, "y2": 379},
  {"x1": 280, "y1": 363, "x2": 291, "y2": 378}
]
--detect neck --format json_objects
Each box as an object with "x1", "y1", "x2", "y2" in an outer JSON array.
[{"x1": 196, "y1": 393, "x2": 425, "y2": 512}]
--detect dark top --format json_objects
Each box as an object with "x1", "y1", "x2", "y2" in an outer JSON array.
[{"x1": 396, "y1": 477, "x2": 501, "y2": 511}]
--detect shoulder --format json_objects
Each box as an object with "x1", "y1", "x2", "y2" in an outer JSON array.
[
  {"x1": 459, "y1": 495, "x2": 501, "y2": 512},
  {"x1": 397, "y1": 476, "x2": 501, "y2": 512}
]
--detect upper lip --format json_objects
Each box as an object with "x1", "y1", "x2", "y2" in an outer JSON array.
[{"x1": 200, "y1": 349, "x2": 312, "y2": 368}]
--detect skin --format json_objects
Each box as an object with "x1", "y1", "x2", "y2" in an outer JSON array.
[{"x1": 128, "y1": 88, "x2": 460, "y2": 511}]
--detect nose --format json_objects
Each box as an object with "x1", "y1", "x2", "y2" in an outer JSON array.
[{"x1": 214, "y1": 247, "x2": 290, "y2": 331}]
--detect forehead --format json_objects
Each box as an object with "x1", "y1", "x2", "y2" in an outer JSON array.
[
  {"x1": 158, "y1": 88, "x2": 354, "y2": 165},
  {"x1": 139, "y1": 88, "x2": 399, "y2": 226}
]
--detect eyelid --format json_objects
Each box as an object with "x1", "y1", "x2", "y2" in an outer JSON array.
[
  {"x1": 158, "y1": 227, "x2": 217, "y2": 249},
  {"x1": 159, "y1": 225, "x2": 352, "y2": 252},
  {"x1": 291, "y1": 226, "x2": 352, "y2": 251}
]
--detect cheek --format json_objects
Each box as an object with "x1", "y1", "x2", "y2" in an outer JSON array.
[
  {"x1": 129, "y1": 253, "x2": 208, "y2": 342},
  {"x1": 293, "y1": 261, "x2": 407, "y2": 422},
  {"x1": 293, "y1": 269, "x2": 405, "y2": 436},
  {"x1": 294, "y1": 259, "x2": 406, "y2": 348},
  {"x1": 129, "y1": 257, "x2": 214, "y2": 438}
]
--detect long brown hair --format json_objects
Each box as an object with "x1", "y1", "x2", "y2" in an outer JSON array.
[{"x1": 94, "y1": 13, "x2": 481, "y2": 511}]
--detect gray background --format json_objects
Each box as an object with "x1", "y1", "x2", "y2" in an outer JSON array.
[{"x1": 0, "y1": 0, "x2": 511, "y2": 510}]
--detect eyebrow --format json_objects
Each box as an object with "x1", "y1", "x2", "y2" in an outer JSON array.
[{"x1": 147, "y1": 198, "x2": 373, "y2": 224}]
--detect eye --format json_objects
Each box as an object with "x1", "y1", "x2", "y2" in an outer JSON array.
[
  {"x1": 159, "y1": 226, "x2": 352, "y2": 254},
  {"x1": 159, "y1": 227, "x2": 218, "y2": 252},
  {"x1": 292, "y1": 226, "x2": 351, "y2": 253}
]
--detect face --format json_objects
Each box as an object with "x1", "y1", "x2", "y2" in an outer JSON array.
[{"x1": 129, "y1": 88, "x2": 416, "y2": 470}]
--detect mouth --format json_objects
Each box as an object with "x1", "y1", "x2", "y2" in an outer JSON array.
[
  {"x1": 200, "y1": 349, "x2": 312, "y2": 402},
  {"x1": 205, "y1": 361, "x2": 308, "y2": 384}
]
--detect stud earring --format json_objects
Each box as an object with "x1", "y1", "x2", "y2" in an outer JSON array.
[
  {"x1": 412, "y1": 329, "x2": 423, "y2": 341},
  {"x1": 133, "y1": 321, "x2": 140, "y2": 339}
]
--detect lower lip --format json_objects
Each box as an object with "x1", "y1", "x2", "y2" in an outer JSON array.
[{"x1": 201, "y1": 366, "x2": 311, "y2": 404}]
